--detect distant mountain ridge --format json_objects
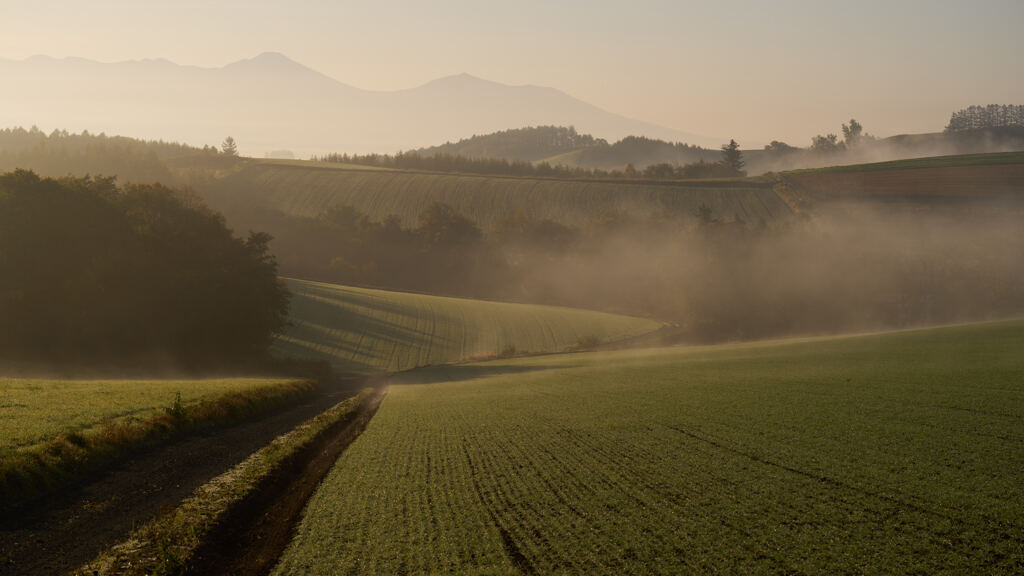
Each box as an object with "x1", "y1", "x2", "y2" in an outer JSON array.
[{"x1": 0, "y1": 52, "x2": 715, "y2": 156}]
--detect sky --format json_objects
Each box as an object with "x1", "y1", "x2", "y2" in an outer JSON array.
[{"x1": 2, "y1": 0, "x2": 1022, "y2": 145}]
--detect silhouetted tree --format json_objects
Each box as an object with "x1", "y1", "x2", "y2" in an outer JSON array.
[
  {"x1": 719, "y1": 140, "x2": 746, "y2": 176},
  {"x1": 221, "y1": 136, "x2": 238, "y2": 156},
  {"x1": 842, "y1": 119, "x2": 864, "y2": 148}
]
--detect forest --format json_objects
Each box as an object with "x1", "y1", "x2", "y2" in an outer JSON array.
[{"x1": 0, "y1": 170, "x2": 288, "y2": 368}]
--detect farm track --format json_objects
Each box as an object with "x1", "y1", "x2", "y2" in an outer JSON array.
[
  {"x1": 0, "y1": 375, "x2": 367, "y2": 576},
  {"x1": 186, "y1": 384, "x2": 387, "y2": 576}
]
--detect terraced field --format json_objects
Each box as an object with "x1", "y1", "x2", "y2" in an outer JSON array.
[
  {"x1": 204, "y1": 160, "x2": 790, "y2": 230},
  {"x1": 273, "y1": 279, "x2": 661, "y2": 373},
  {"x1": 0, "y1": 377, "x2": 302, "y2": 454},
  {"x1": 274, "y1": 320, "x2": 1024, "y2": 574}
]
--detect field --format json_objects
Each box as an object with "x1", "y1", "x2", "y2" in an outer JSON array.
[
  {"x1": 202, "y1": 160, "x2": 790, "y2": 230},
  {"x1": 1, "y1": 377, "x2": 301, "y2": 454},
  {"x1": 273, "y1": 279, "x2": 662, "y2": 373},
  {"x1": 274, "y1": 320, "x2": 1024, "y2": 574},
  {"x1": 790, "y1": 150, "x2": 1024, "y2": 173},
  {"x1": 786, "y1": 159, "x2": 1024, "y2": 211}
]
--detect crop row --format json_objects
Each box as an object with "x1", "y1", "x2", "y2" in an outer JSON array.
[
  {"x1": 274, "y1": 320, "x2": 1024, "y2": 574},
  {"x1": 272, "y1": 279, "x2": 661, "y2": 373}
]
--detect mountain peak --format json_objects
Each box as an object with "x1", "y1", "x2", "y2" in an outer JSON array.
[{"x1": 224, "y1": 51, "x2": 304, "y2": 71}]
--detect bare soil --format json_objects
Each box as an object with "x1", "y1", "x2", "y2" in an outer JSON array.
[
  {"x1": 187, "y1": 385, "x2": 386, "y2": 576},
  {"x1": 0, "y1": 375, "x2": 367, "y2": 576}
]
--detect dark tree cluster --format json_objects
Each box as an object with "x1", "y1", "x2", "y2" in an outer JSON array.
[
  {"x1": 416, "y1": 125, "x2": 603, "y2": 162},
  {"x1": 229, "y1": 201, "x2": 507, "y2": 299},
  {"x1": 945, "y1": 105, "x2": 1024, "y2": 132},
  {"x1": 0, "y1": 170, "x2": 289, "y2": 368}
]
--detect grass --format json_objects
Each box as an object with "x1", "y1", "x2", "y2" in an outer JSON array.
[
  {"x1": 273, "y1": 278, "x2": 662, "y2": 373},
  {"x1": 273, "y1": 319, "x2": 1024, "y2": 575},
  {"x1": 76, "y1": 387, "x2": 377, "y2": 576},
  {"x1": 788, "y1": 150, "x2": 1024, "y2": 174},
  {"x1": 204, "y1": 160, "x2": 790, "y2": 230},
  {"x1": 0, "y1": 377, "x2": 312, "y2": 508}
]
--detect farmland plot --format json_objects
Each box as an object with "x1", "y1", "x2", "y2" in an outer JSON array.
[
  {"x1": 0, "y1": 377, "x2": 299, "y2": 453},
  {"x1": 273, "y1": 279, "x2": 661, "y2": 373},
  {"x1": 274, "y1": 320, "x2": 1024, "y2": 574},
  {"x1": 205, "y1": 161, "x2": 791, "y2": 230}
]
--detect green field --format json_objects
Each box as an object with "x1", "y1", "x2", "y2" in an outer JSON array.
[
  {"x1": 0, "y1": 377, "x2": 299, "y2": 453},
  {"x1": 204, "y1": 160, "x2": 790, "y2": 230},
  {"x1": 274, "y1": 320, "x2": 1024, "y2": 574},
  {"x1": 273, "y1": 279, "x2": 662, "y2": 373},
  {"x1": 789, "y1": 150, "x2": 1024, "y2": 174}
]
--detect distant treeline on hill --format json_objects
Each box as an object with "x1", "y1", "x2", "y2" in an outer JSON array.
[
  {"x1": 0, "y1": 126, "x2": 239, "y2": 185},
  {"x1": 415, "y1": 125, "x2": 603, "y2": 162},
  {"x1": 313, "y1": 150, "x2": 600, "y2": 178},
  {"x1": 312, "y1": 141, "x2": 739, "y2": 180},
  {"x1": 0, "y1": 170, "x2": 288, "y2": 368},
  {"x1": 946, "y1": 105, "x2": 1024, "y2": 132}
]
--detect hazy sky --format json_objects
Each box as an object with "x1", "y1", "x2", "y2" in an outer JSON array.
[{"x1": 3, "y1": 0, "x2": 1022, "y2": 145}]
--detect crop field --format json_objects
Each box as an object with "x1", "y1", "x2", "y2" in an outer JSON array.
[
  {"x1": 792, "y1": 150, "x2": 1024, "y2": 174},
  {"x1": 0, "y1": 377, "x2": 300, "y2": 453},
  {"x1": 273, "y1": 279, "x2": 661, "y2": 373},
  {"x1": 274, "y1": 320, "x2": 1024, "y2": 574},
  {"x1": 786, "y1": 160, "x2": 1024, "y2": 210},
  {"x1": 203, "y1": 160, "x2": 790, "y2": 230}
]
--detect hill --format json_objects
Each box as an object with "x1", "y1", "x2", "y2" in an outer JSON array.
[
  {"x1": 414, "y1": 126, "x2": 605, "y2": 162},
  {"x1": 782, "y1": 151, "x2": 1024, "y2": 213},
  {"x1": 272, "y1": 279, "x2": 662, "y2": 373},
  {"x1": 0, "y1": 53, "x2": 714, "y2": 156},
  {"x1": 275, "y1": 319, "x2": 1024, "y2": 574},
  {"x1": 202, "y1": 160, "x2": 788, "y2": 231}
]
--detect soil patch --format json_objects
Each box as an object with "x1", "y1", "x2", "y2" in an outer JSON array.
[{"x1": 0, "y1": 376, "x2": 365, "y2": 576}]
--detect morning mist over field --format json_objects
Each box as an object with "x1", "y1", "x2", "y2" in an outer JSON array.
[{"x1": 3, "y1": 1, "x2": 1024, "y2": 574}]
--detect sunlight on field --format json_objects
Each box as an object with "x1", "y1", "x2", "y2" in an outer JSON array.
[
  {"x1": 0, "y1": 377, "x2": 296, "y2": 452},
  {"x1": 273, "y1": 279, "x2": 661, "y2": 373}
]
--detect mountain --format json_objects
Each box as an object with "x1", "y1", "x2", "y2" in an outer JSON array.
[{"x1": 0, "y1": 53, "x2": 715, "y2": 156}]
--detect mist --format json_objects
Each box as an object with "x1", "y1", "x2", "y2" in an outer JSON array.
[{"x1": 494, "y1": 205, "x2": 1024, "y2": 343}]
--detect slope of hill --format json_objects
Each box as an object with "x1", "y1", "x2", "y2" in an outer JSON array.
[
  {"x1": 415, "y1": 125, "x2": 605, "y2": 162},
  {"x1": 783, "y1": 151, "x2": 1024, "y2": 211},
  {"x1": 203, "y1": 160, "x2": 788, "y2": 231},
  {"x1": 275, "y1": 319, "x2": 1024, "y2": 574},
  {"x1": 272, "y1": 279, "x2": 662, "y2": 373},
  {"x1": 0, "y1": 53, "x2": 714, "y2": 155}
]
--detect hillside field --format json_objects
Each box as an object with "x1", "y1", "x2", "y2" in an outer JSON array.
[
  {"x1": 274, "y1": 319, "x2": 1024, "y2": 575},
  {"x1": 203, "y1": 160, "x2": 790, "y2": 230},
  {"x1": 273, "y1": 279, "x2": 662, "y2": 373},
  {"x1": 786, "y1": 155, "x2": 1024, "y2": 210}
]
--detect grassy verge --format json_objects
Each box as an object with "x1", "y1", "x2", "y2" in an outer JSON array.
[
  {"x1": 0, "y1": 379, "x2": 314, "y2": 511},
  {"x1": 74, "y1": 387, "x2": 376, "y2": 576}
]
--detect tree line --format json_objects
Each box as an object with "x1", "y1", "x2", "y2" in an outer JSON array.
[
  {"x1": 312, "y1": 140, "x2": 745, "y2": 180},
  {"x1": 0, "y1": 170, "x2": 288, "y2": 368},
  {"x1": 230, "y1": 196, "x2": 1024, "y2": 344},
  {"x1": 945, "y1": 105, "x2": 1024, "y2": 132},
  {"x1": 0, "y1": 126, "x2": 240, "y2": 185}
]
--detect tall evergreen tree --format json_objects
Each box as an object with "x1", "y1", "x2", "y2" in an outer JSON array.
[{"x1": 719, "y1": 139, "x2": 745, "y2": 176}]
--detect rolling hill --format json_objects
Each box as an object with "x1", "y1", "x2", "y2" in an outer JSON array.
[
  {"x1": 272, "y1": 279, "x2": 662, "y2": 373},
  {"x1": 275, "y1": 319, "x2": 1024, "y2": 574},
  {"x1": 783, "y1": 151, "x2": 1024, "y2": 212}
]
